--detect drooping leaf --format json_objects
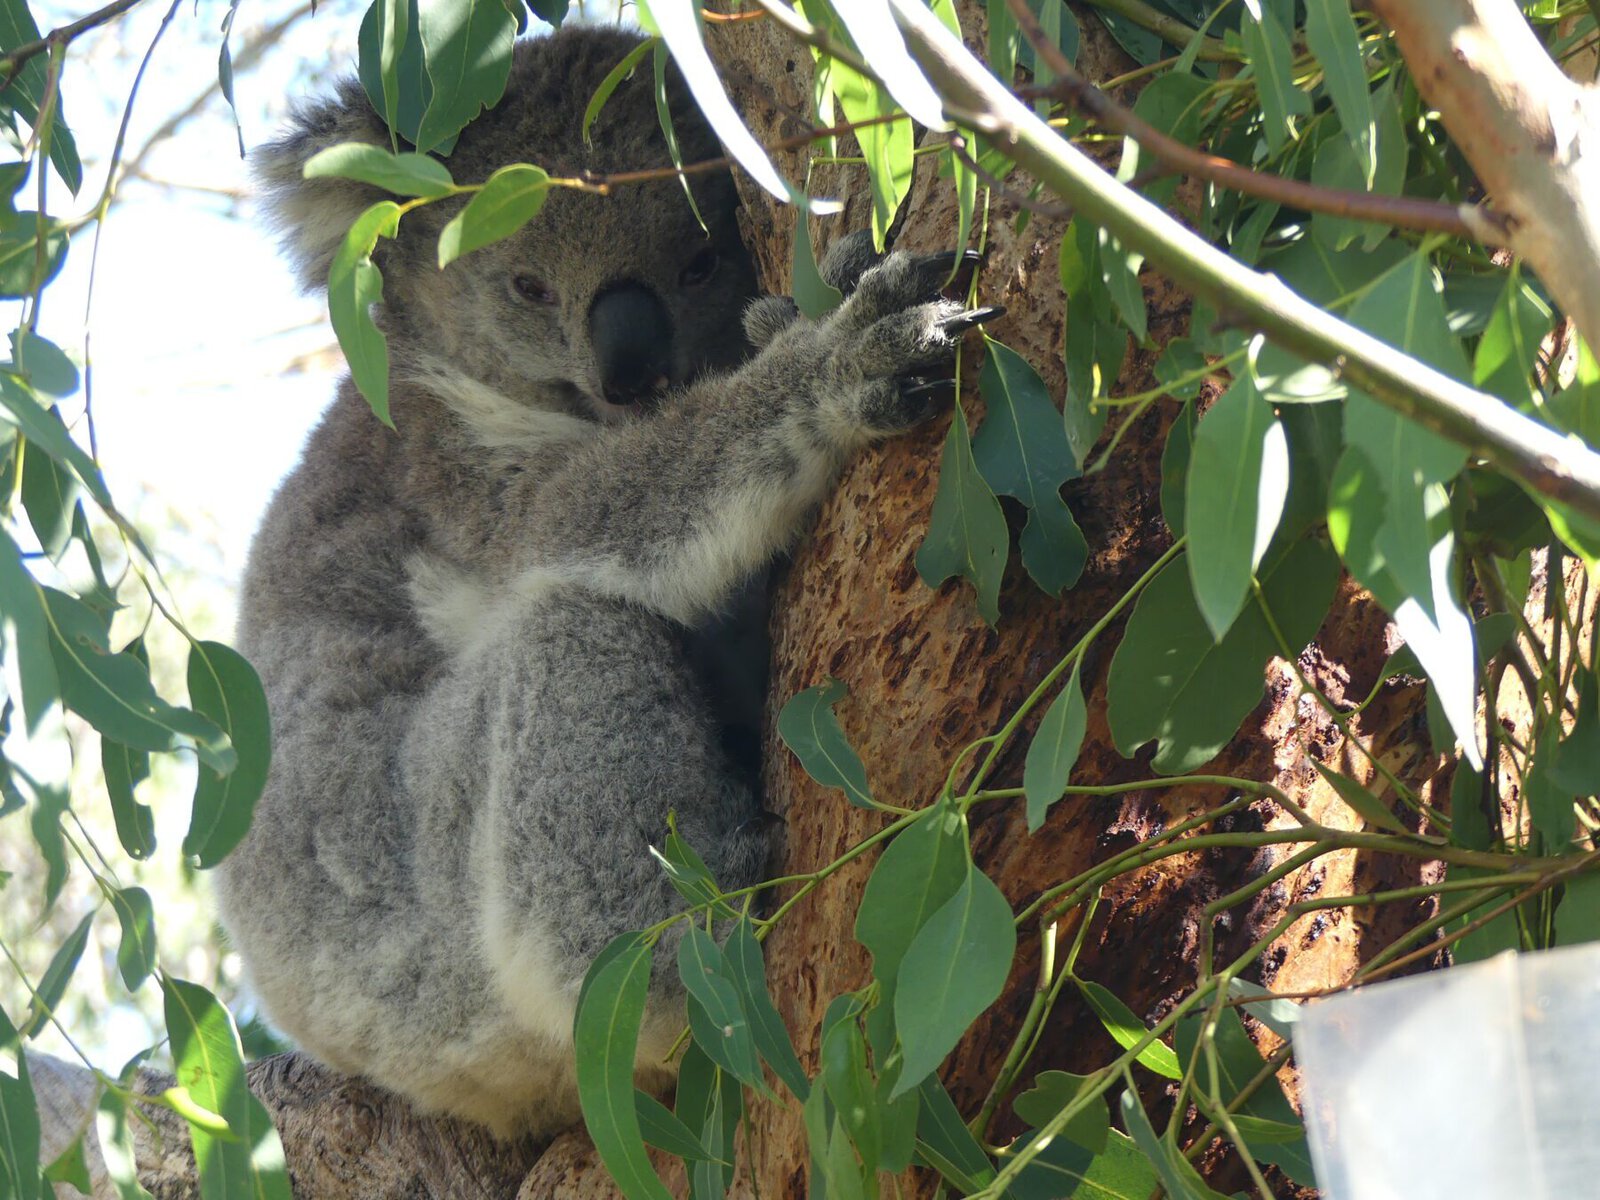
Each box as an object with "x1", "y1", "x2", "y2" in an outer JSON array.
[
  {"x1": 1474, "y1": 271, "x2": 1553, "y2": 411},
  {"x1": 917, "y1": 402, "x2": 1008, "y2": 626},
  {"x1": 582, "y1": 36, "x2": 656, "y2": 146},
  {"x1": 1107, "y1": 540, "x2": 1340, "y2": 774},
  {"x1": 1304, "y1": 0, "x2": 1374, "y2": 180},
  {"x1": 1240, "y1": 3, "x2": 1310, "y2": 153},
  {"x1": 20, "y1": 438, "x2": 75, "y2": 559},
  {"x1": 0, "y1": 376, "x2": 109, "y2": 507},
  {"x1": 1175, "y1": 1008, "x2": 1314, "y2": 1184},
  {"x1": 42, "y1": 1130, "x2": 90, "y2": 1193},
  {"x1": 776, "y1": 678, "x2": 874, "y2": 808},
  {"x1": 411, "y1": 0, "x2": 518, "y2": 153},
  {"x1": 21, "y1": 912, "x2": 92, "y2": 1039},
  {"x1": 162, "y1": 976, "x2": 292, "y2": 1200},
  {"x1": 639, "y1": 0, "x2": 787, "y2": 199},
  {"x1": 0, "y1": 1003, "x2": 41, "y2": 1200},
  {"x1": 304, "y1": 143, "x2": 454, "y2": 198},
  {"x1": 328, "y1": 201, "x2": 401, "y2": 425},
  {"x1": 1098, "y1": 228, "x2": 1146, "y2": 343},
  {"x1": 1023, "y1": 661, "x2": 1087, "y2": 831},
  {"x1": 1078, "y1": 980, "x2": 1180, "y2": 1079},
  {"x1": 0, "y1": 527, "x2": 57, "y2": 732},
  {"x1": 95, "y1": 1088, "x2": 153, "y2": 1200},
  {"x1": 912, "y1": 1075, "x2": 997, "y2": 1193},
  {"x1": 1555, "y1": 872, "x2": 1600, "y2": 947},
  {"x1": 109, "y1": 886, "x2": 157, "y2": 991},
  {"x1": 724, "y1": 918, "x2": 808, "y2": 1099},
  {"x1": 678, "y1": 929, "x2": 763, "y2": 1091},
  {"x1": 792, "y1": 207, "x2": 842, "y2": 319},
  {"x1": 573, "y1": 935, "x2": 673, "y2": 1200},
  {"x1": 102, "y1": 738, "x2": 155, "y2": 861},
  {"x1": 649, "y1": 41, "x2": 708, "y2": 235},
  {"x1": 184, "y1": 640, "x2": 271, "y2": 868},
  {"x1": 830, "y1": 0, "x2": 944, "y2": 127},
  {"x1": 1312, "y1": 761, "x2": 1408, "y2": 834},
  {"x1": 0, "y1": 0, "x2": 81, "y2": 192},
  {"x1": 8, "y1": 329, "x2": 78, "y2": 398},
  {"x1": 820, "y1": 1016, "x2": 879, "y2": 1174},
  {"x1": 1185, "y1": 372, "x2": 1290, "y2": 639},
  {"x1": 1120, "y1": 1087, "x2": 1231, "y2": 1200},
  {"x1": 892, "y1": 864, "x2": 1016, "y2": 1096},
  {"x1": 27, "y1": 783, "x2": 67, "y2": 914},
  {"x1": 855, "y1": 800, "x2": 969, "y2": 988},
  {"x1": 973, "y1": 337, "x2": 1087, "y2": 595}
]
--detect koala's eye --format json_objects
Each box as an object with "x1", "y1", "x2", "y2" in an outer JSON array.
[
  {"x1": 512, "y1": 274, "x2": 558, "y2": 305},
  {"x1": 679, "y1": 247, "x2": 720, "y2": 288}
]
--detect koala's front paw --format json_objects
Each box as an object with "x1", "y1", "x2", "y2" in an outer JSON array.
[
  {"x1": 822, "y1": 251, "x2": 1002, "y2": 437},
  {"x1": 819, "y1": 229, "x2": 983, "y2": 298}
]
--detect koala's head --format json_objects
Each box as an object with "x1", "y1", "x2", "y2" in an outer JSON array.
[{"x1": 257, "y1": 25, "x2": 758, "y2": 422}]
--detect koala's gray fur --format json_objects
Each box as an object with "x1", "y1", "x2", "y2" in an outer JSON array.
[{"x1": 216, "y1": 23, "x2": 990, "y2": 1138}]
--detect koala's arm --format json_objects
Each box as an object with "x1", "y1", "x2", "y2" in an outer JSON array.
[{"x1": 502, "y1": 252, "x2": 997, "y2": 624}]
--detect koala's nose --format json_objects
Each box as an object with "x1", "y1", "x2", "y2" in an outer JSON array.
[{"x1": 588, "y1": 283, "x2": 673, "y2": 406}]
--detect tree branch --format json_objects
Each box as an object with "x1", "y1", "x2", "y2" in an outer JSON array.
[
  {"x1": 880, "y1": 0, "x2": 1600, "y2": 524},
  {"x1": 1008, "y1": 0, "x2": 1510, "y2": 245},
  {"x1": 1368, "y1": 0, "x2": 1600, "y2": 354},
  {"x1": 0, "y1": 0, "x2": 147, "y2": 87}
]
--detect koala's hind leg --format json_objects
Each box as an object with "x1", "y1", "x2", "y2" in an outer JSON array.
[{"x1": 404, "y1": 589, "x2": 769, "y2": 1071}]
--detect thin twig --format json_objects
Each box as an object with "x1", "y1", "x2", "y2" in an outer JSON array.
[
  {"x1": 0, "y1": 0, "x2": 148, "y2": 87},
  {"x1": 1008, "y1": 0, "x2": 1509, "y2": 245},
  {"x1": 884, "y1": 0, "x2": 1600, "y2": 524}
]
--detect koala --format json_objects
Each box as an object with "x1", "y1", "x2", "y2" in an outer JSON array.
[{"x1": 214, "y1": 23, "x2": 996, "y2": 1138}]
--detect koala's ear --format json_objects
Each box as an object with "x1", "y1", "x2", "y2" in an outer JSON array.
[{"x1": 254, "y1": 78, "x2": 392, "y2": 292}]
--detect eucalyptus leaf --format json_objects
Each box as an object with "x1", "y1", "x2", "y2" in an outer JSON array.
[
  {"x1": 916, "y1": 403, "x2": 1008, "y2": 626},
  {"x1": 109, "y1": 886, "x2": 157, "y2": 991},
  {"x1": 162, "y1": 976, "x2": 291, "y2": 1199},
  {"x1": 776, "y1": 678, "x2": 874, "y2": 808},
  {"x1": 412, "y1": 0, "x2": 517, "y2": 153},
  {"x1": 1023, "y1": 661, "x2": 1087, "y2": 831},
  {"x1": 892, "y1": 864, "x2": 1016, "y2": 1096},
  {"x1": 724, "y1": 918, "x2": 808, "y2": 1099},
  {"x1": 973, "y1": 337, "x2": 1086, "y2": 595},
  {"x1": 1185, "y1": 373, "x2": 1289, "y2": 639},
  {"x1": 1078, "y1": 980, "x2": 1180, "y2": 1079},
  {"x1": 183, "y1": 640, "x2": 271, "y2": 868},
  {"x1": 573, "y1": 935, "x2": 673, "y2": 1200},
  {"x1": 328, "y1": 201, "x2": 401, "y2": 425},
  {"x1": 304, "y1": 143, "x2": 454, "y2": 198},
  {"x1": 1107, "y1": 540, "x2": 1340, "y2": 774},
  {"x1": 21, "y1": 912, "x2": 92, "y2": 1038}
]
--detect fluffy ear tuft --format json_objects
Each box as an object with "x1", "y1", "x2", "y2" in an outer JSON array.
[{"x1": 253, "y1": 78, "x2": 392, "y2": 292}]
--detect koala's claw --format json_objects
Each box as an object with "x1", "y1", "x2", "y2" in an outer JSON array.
[{"x1": 942, "y1": 305, "x2": 1006, "y2": 335}]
